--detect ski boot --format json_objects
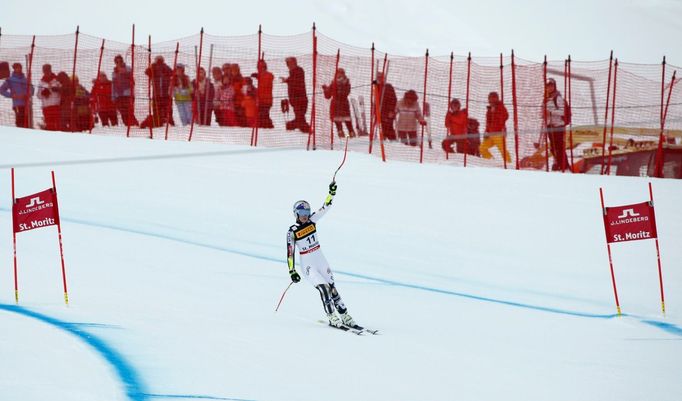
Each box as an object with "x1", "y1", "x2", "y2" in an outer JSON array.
[
  {"x1": 339, "y1": 312, "x2": 356, "y2": 327},
  {"x1": 327, "y1": 313, "x2": 343, "y2": 328}
]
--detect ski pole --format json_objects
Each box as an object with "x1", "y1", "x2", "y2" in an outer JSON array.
[
  {"x1": 275, "y1": 282, "x2": 294, "y2": 312},
  {"x1": 332, "y1": 135, "x2": 350, "y2": 182}
]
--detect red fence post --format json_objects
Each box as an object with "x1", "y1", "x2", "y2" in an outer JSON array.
[
  {"x1": 146, "y1": 35, "x2": 153, "y2": 139},
  {"x1": 511, "y1": 50, "x2": 520, "y2": 169},
  {"x1": 543, "y1": 56, "x2": 549, "y2": 172},
  {"x1": 126, "y1": 24, "x2": 136, "y2": 138},
  {"x1": 369, "y1": 43, "x2": 375, "y2": 154},
  {"x1": 70, "y1": 26, "x2": 80, "y2": 132},
  {"x1": 600, "y1": 51, "x2": 614, "y2": 174},
  {"x1": 330, "y1": 49, "x2": 341, "y2": 149},
  {"x1": 378, "y1": 56, "x2": 388, "y2": 162},
  {"x1": 606, "y1": 59, "x2": 619, "y2": 175},
  {"x1": 188, "y1": 27, "x2": 204, "y2": 142},
  {"x1": 309, "y1": 24, "x2": 318, "y2": 151},
  {"x1": 445, "y1": 52, "x2": 454, "y2": 160},
  {"x1": 464, "y1": 52, "x2": 471, "y2": 167},
  {"x1": 251, "y1": 24, "x2": 262, "y2": 147},
  {"x1": 500, "y1": 53, "x2": 507, "y2": 170},
  {"x1": 165, "y1": 42, "x2": 179, "y2": 141},
  {"x1": 419, "y1": 49, "x2": 429, "y2": 164},
  {"x1": 567, "y1": 55, "x2": 574, "y2": 170},
  {"x1": 25, "y1": 36, "x2": 36, "y2": 129},
  {"x1": 89, "y1": 38, "x2": 105, "y2": 134}
]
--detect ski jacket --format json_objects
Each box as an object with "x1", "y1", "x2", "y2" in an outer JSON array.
[
  {"x1": 252, "y1": 70, "x2": 273, "y2": 107},
  {"x1": 395, "y1": 99, "x2": 424, "y2": 132},
  {"x1": 145, "y1": 62, "x2": 173, "y2": 99},
  {"x1": 323, "y1": 76, "x2": 351, "y2": 120},
  {"x1": 286, "y1": 195, "x2": 333, "y2": 270},
  {"x1": 284, "y1": 66, "x2": 307, "y2": 101},
  {"x1": 112, "y1": 64, "x2": 134, "y2": 100},
  {"x1": 545, "y1": 92, "x2": 566, "y2": 127},
  {"x1": 485, "y1": 101, "x2": 508, "y2": 133},
  {"x1": 445, "y1": 109, "x2": 468, "y2": 135},
  {"x1": 36, "y1": 73, "x2": 61, "y2": 108},
  {"x1": 0, "y1": 72, "x2": 34, "y2": 107}
]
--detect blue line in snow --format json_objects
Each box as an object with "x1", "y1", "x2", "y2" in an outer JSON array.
[
  {"x1": 145, "y1": 394, "x2": 256, "y2": 401},
  {"x1": 0, "y1": 304, "x2": 148, "y2": 401}
]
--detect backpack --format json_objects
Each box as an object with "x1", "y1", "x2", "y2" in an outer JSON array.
[{"x1": 553, "y1": 96, "x2": 572, "y2": 125}]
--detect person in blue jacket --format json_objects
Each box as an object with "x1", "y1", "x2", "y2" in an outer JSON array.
[{"x1": 0, "y1": 63, "x2": 34, "y2": 128}]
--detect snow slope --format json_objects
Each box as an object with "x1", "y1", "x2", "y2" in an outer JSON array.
[{"x1": 0, "y1": 126, "x2": 681, "y2": 401}]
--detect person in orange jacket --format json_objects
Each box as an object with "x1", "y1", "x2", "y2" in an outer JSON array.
[
  {"x1": 250, "y1": 59, "x2": 274, "y2": 128},
  {"x1": 479, "y1": 91, "x2": 511, "y2": 162},
  {"x1": 442, "y1": 98, "x2": 468, "y2": 154}
]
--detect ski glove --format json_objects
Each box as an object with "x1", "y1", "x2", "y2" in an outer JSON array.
[
  {"x1": 329, "y1": 181, "x2": 337, "y2": 196},
  {"x1": 290, "y1": 270, "x2": 301, "y2": 283}
]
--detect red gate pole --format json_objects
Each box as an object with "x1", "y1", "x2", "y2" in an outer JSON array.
[
  {"x1": 378, "y1": 56, "x2": 389, "y2": 162},
  {"x1": 543, "y1": 56, "x2": 549, "y2": 172},
  {"x1": 511, "y1": 50, "x2": 520, "y2": 169},
  {"x1": 369, "y1": 43, "x2": 375, "y2": 154},
  {"x1": 251, "y1": 25, "x2": 263, "y2": 147},
  {"x1": 599, "y1": 187, "x2": 622, "y2": 316},
  {"x1": 599, "y1": 51, "x2": 614, "y2": 174},
  {"x1": 188, "y1": 27, "x2": 204, "y2": 142},
  {"x1": 562, "y1": 58, "x2": 568, "y2": 172},
  {"x1": 309, "y1": 23, "x2": 318, "y2": 151},
  {"x1": 25, "y1": 36, "x2": 36, "y2": 129},
  {"x1": 419, "y1": 49, "x2": 429, "y2": 164},
  {"x1": 567, "y1": 55, "x2": 574, "y2": 170},
  {"x1": 370, "y1": 52, "x2": 387, "y2": 155},
  {"x1": 51, "y1": 171, "x2": 69, "y2": 306},
  {"x1": 70, "y1": 26, "x2": 80, "y2": 132},
  {"x1": 445, "y1": 52, "x2": 454, "y2": 160},
  {"x1": 164, "y1": 42, "x2": 179, "y2": 141},
  {"x1": 648, "y1": 182, "x2": 666, "y2": 315},
  {"x1": 146, "y1": 35, "x2": 153, "y2": 139},
  {"x1": 11, "y1": 168, "x2": 19, "y2": 303},
  {"x1": 655, "y1": 69, "x2": 677, "y2": 178},
  {"x1": 126, "y1": 24, "x2": 136, "y2": 137},
  {"x1": 606, "y1": 59, "x2": 619, "y2": 175},
  {"x1": 464, "y1": 52, "x2": 471, "y2": 167},
  {"x1": 89, "y1": 38, "x2": 105, "y2": 134},
  {"x1": 330, "y1": 49, "x2": 341, "y2": 150},
  {"x1": 500, "y1": 53, "x2": 507, "y2": 169}
]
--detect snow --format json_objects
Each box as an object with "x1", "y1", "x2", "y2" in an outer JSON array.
[{"x1": 0, "y1": 125, "x2": 680, "y2": 401}]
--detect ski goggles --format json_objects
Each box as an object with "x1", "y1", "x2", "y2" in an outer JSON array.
[{"x1": 296, "y1": 207, "x2": 311, "y2": 216}]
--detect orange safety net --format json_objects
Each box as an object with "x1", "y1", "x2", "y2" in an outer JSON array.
[{"x1": 0, "y1": 28, "x2": 680, "y2": 178}]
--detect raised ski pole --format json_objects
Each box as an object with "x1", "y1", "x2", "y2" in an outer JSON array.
[
  {"x1": 275, "y1": 282, "x2": 294, "y2": 312},
  {"x1": 332, "y1": 136, "x2": 350, "y2": 182}
]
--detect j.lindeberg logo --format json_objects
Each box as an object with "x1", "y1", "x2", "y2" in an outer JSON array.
[
  {"x1": 617, "y1": 209, "x2": 640, "y2": 219},
  {"x1": 26, "y1": 197, "x2": 45, "y2": 208}
]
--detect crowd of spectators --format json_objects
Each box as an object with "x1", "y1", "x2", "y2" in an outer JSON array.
[{"x1": 1, "y1": 56, "x2": 570, "y2": 167}]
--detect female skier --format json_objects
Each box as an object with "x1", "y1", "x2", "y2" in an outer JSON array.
[{"x1": 286, "y1": 181, "x2": 356, "y2": 328}]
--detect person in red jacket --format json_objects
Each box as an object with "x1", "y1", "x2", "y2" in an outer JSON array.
[
  {"x1": 280, "y1": 57, "x2": 309, "y2": 133},
  {"x1": 323, "y1": 68, "x2": 354, "y2": 138},
  {"x1": 90, "y1": 72, "x2": 118, "y2": 126},
  {"x1": 251, "y1": 59, "x2": 274, "y2": 128},
  {"x1": 479, "y1": 91, "x2": 511, "y2": 162},
  {"x1": 375, "y1": 71, "x2": 397, "y2": 141},
  {"x1": 145, "y1": 55, "x2": 173, "y2": 125},
  {"x1": 442, "y1": 98, "x2": 469, "y2": 154}
]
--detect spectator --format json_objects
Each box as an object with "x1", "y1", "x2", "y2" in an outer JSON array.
[
  {"x1": 0, "y1": 62, "x2": 34, "y2": 128},
  {"x1": 241, "y1": 77, "x2": 258, "y2": 128},
  {"x1": 375, "y1": 71, "x2": 397, "y2": 140},
  {"x1": 467, "y1": 117, "x2": 481, "y2": 157},
  {"x1": 145, "y1": 55, "x2": 173, "y2": 125},
  {"x1": 172, "y1": 64, "x2": 192, "y2": 126},
  {"x1": 230, "y1": 64, "x2": 246, "y2": 127},
  {"x1": 479, "y1": 91, "x2": 511, "y2": 162},
  {"x1": 395, "y1": 89, "x2": 425, "y2": 146},
  {"x1": 215, "y1": 74, "x2": 236, "y2": 126},
  {"x1": 323, "y1": 67, "x2": 354, "y2": 138},
  {"x1": 56, "y1": 72, "x2": 74, "y2": 131},
  {"x1": 211, "y1": 66, "x2": 223, "y2": 124},
  {"x1": 544, "y1": 78, "x2": 570, "y2": 171},
  {"x1": 71, "y1": 75, "x2": 93, "y2": 131},
  {"x1": 112, "y1": 55, "x2": 138, "y2": 126},
  {"x1": 442, "y1": 98, "x2": 469, "y2": 154},
  {"x1": 192, "y1": 67, "x2": 215, "y2": 126},
  {"x1": 90, "y1": 72, "x2": 118, "y2": 126},
  {"x1": 251, "y1": 59, "x2": 274, "y2": 128},
  {"x1": 280, "y1": 57, "x2": 310, "y2": 133},
  {"x1": 36, "y1": 64, "x2": 62, "y2": 131}
]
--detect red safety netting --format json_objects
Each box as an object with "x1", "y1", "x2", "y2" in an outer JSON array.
[{"x1": 1, "y1": 28, "x2": 680, "y2": 178}]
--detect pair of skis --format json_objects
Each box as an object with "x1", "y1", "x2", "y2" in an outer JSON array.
[{"x1": 318, "y1": 320, "x2": 379, "y2": 336}]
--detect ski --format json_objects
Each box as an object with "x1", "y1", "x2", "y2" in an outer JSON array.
[
  {"x1": 317, "y1": 320, "x2": 379, "y2": 335},
  {"x1": 348, "y1": 324, "x2": 379, "y2": 335}
]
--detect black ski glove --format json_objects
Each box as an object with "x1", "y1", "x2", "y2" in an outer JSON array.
[
  {"x1": 329, "y1": 181, "x2": 337, "y2": 196},
  {"x1": 290, "y1": 270, "x2": 301, "y2": 283}
]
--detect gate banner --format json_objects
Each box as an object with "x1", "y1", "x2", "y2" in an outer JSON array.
[
  {"x1": 12, "y1": 188, "x2": 60, "y2": 233},
  {"x1": 603, "y1": 201, "x2": 658, "y2": 243}
]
